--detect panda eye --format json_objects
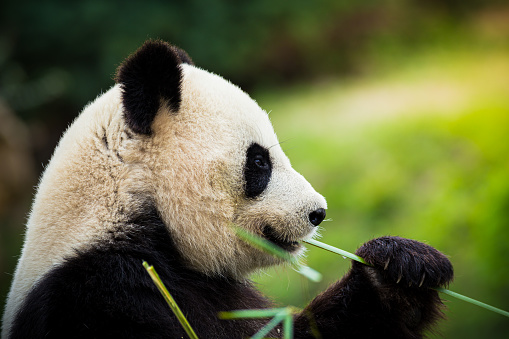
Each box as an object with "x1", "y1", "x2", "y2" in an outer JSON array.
[
  {"x1": 254, "y1": 155, "x2": 269, "y2": 169},
  {"x1": 244, "y1": 143, "x2": 272, "y2": 198}
]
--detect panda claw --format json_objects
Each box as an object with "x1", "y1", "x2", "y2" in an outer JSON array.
[
  {"x1": 419, "y1": 273, "x2": 426, "y2": 287},
  {"x1": 396, "y1": 265, "x2": 404, "y2": 284},
  {"x1": 384, "y1": 258, "x2": 390, "y2": 270}
]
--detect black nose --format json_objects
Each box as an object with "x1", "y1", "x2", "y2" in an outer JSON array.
[{"x1": 309, "y1": 208, "x2": 326, "y2": 226}]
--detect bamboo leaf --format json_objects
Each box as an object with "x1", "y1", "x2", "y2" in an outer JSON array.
[
  {"x1": 250, "y1": 311, "x2": 286, "y2": 339},
  {"x1": 218, "y1": 308, "x2": 283, "y2": 320},
  {"x1": 282, "y1": 308, "x2": 294, "y2": 339},
  {"x1": 219, "y1": 307, "x2": 296, "y2": 339},
  {"x1": 296, "y1": 265, "x2": 322, "y2": 283}
]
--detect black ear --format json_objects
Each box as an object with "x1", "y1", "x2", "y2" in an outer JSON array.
[
  {"x1": 172, "y1": 46, "x2": 194, "y2": 65},
  {"x1": 115, "y1": 40, "x2": 194, "y2": 135}
]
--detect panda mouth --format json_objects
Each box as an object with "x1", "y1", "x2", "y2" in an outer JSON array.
[{"x1": 261, "y1": 226, "x2": 300, "y2": 252}]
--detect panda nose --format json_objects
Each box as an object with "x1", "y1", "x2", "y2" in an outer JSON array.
[{"x1": 309, "y1": 208, "x2": 326, "y2": 226}]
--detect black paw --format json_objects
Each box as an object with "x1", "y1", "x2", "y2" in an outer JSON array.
[{"x1": 355, "y1": 236, "x2": 453, "y2": 288}]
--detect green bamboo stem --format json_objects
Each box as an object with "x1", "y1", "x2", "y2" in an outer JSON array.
[
  {"x1": 434, "y1": 287, "x2": 509, "y2": 318},
  {"x1": 304, "y1": 238, "x2": 369, "y2": 265},
  {"x1": 143, "y1": 261, "x2": 199, "y2": 339}
]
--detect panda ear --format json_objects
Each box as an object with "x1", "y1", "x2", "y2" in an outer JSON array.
[
  {"x1": 115, "y1": 40, "x2": 193, "y2": 135},
  {"x1": 172, "y1": 46, "x2": 194, "y2": 65}
]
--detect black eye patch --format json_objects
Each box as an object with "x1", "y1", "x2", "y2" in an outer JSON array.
[{"x1": 244, "y1": 143, "x2": 272, "y2": 198}]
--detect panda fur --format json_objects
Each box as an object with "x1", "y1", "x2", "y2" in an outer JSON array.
[{"x1": 2, "y1": 40, "x2": 453, "y2": 339}]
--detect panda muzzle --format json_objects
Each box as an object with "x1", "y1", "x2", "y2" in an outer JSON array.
[{"x1": 261, "y1": 226, "x2": 300, "y2": 252}]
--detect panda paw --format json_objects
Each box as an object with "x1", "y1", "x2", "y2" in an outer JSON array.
[{"x1": 355, "y1": 236, "x2": 453, "y2": 288}]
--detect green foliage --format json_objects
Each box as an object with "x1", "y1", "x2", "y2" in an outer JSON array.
[
  {"x1": 116, "y1": 49, "x2": 509, "y2": 336},
  {"x1": 2, "y1": 0, "x2": 504, "y2": 121},
  {"x1": 252, "y1": 49, "x2": 509, "y2": 338}
]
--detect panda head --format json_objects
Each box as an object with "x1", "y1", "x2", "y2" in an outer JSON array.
[{"x1": 116, "y1": 40, "x2": 327, "y2": 278}]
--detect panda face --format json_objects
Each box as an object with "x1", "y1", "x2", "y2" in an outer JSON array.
[
  {"x1": 124, "y1": 61, "x2": 327, "y2": 278},
  {"x1": 236, "y1": 139, "x2": 327, "y2": 254}
]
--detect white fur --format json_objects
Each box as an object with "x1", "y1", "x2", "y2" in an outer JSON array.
[{"x1": 2, "y1": 64, "x2": 326, "y2": 337}]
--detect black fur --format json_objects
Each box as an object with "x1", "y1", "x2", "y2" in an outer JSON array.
[
  {"x1": 172, "y1": 46, "x2": 194, "y2": 65},
  {"x1": 244, "y1": 143, "x2": 272, "y2": 198},
  {"x1": 9, "y1": 205, "x2": 275, "y2": 339},
  {"x1": 115, "y1": 40, "x2": 192, "y2": 135}
]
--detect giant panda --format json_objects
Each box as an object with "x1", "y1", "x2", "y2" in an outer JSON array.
[{"x1": 2, "y1": 40, "x2": 453, "y2": 339}]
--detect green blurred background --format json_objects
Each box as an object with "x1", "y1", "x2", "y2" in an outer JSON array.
[{"x1": 1, "y1": 0, "x2": 508, "y2": 337}]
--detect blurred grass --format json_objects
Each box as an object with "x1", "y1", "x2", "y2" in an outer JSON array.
[{"x1": 252, "y1": 48, "x2": 509, "y2": 338}]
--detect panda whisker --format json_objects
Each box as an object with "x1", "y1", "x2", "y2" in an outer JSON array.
[{"x1": 268, "y1": 138, "x2": 294, "y2": 150}]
